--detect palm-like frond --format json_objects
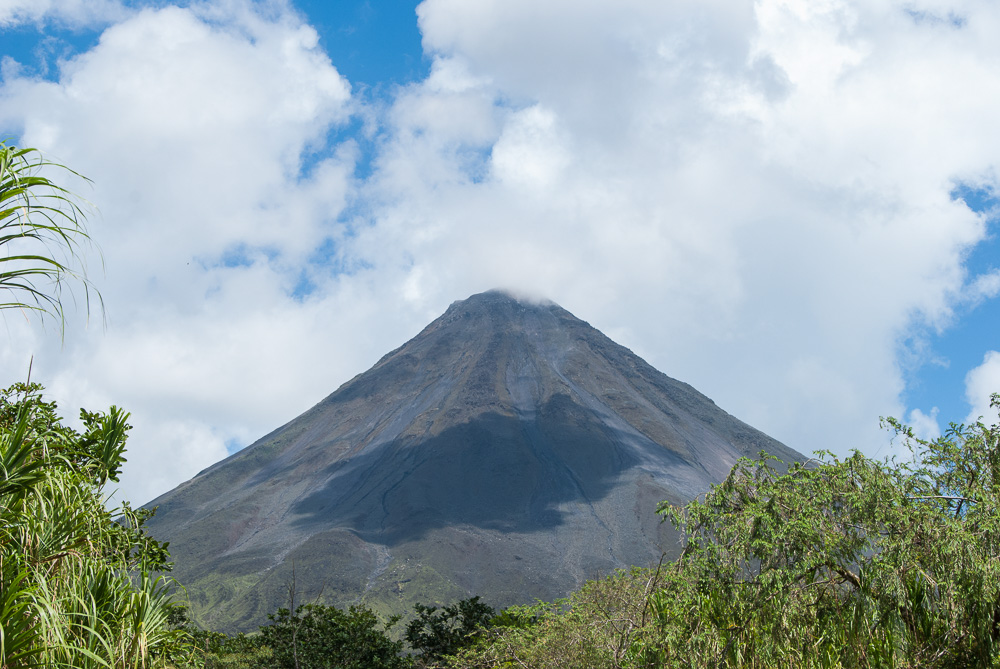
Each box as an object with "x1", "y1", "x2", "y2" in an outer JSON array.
[
  {"x1": 0, "y1": 405, "x2": 47, "y2": 500},
  {"x1": 0, "y1": 142, "x2": 103, "y2": 334}
]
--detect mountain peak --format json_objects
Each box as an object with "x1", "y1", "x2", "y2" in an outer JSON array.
[
  {"x1": 146, "y1": 291, "x2": 800, "y2": 633},
  {"x1": 440, "y1": 289, "x2": 557, "y2": 319},
  {"x1": 461, "y1": 288, "x2": 550, "y2": 305}
]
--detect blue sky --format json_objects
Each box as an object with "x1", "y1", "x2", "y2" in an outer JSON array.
[
  {"x1": 292, "y1": 1, "x2": 426, "y2": 87},
  {"x1": 3, "y1": 0, "x2": 1000, "y2": 504},
  {"x1": 906, "y1": 185, "x2": 1000, "y2": 428}
]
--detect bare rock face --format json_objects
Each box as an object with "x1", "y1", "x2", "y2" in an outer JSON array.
[{"x1": 145, "y1": 290, "x2": 800, "y2": 632}]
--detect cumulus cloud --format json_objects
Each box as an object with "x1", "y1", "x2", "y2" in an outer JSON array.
[
  {"x1": 0, "y1": 0, "x2": 359, "y2": 503},
  {"x1": 907, "y1": 407, "x2": 941, "y2": 441},
  {"x1": 4, "y1": 0, "x2": 1000, "y2": 505},
  {"x1": 0, "y1": 0, "x2": 127, "y2": 28},
  {"x1": 964, "y1": 269, "x2": 1000, "y2": 306},
  {"x1": 965, "y1": 351, "x2": 1000, "y2": 425}
]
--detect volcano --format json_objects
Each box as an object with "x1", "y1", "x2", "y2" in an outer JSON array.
[{"x1": 145, "y1": 290, "x2": 800, "y2": 632}]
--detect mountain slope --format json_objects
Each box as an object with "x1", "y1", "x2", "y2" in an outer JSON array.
[{"x1": 146, "y1": 290, "x2": 800, "y2": 632}]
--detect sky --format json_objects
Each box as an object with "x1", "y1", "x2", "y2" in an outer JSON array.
[{"x1": 2, "y1": 0, "x2": 1000, "y2": 506}]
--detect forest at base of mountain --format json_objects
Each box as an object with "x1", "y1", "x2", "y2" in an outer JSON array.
[{"x1": 3, "y1": 380, "x2": 999, "y2": 669}]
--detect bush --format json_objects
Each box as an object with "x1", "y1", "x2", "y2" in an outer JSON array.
[
  {"x1": 0, "y1": 382, "x2": 187, "y2": 668},
  {"x1": 259, "y1": 603, "x2": 410, "y2": 669},
  {"x1": 449, "y1": 568, "x2": 662, "y2": 669},
  {"x1": 406, "y1": 596, "x2": 496, "y2": 666}
]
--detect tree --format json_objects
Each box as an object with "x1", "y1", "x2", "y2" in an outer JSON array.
[
  {"x1": 259, "y1": 603, "x2": 410, "y2": 669},
  {"x1": 447, "y1": 569, "x2": 664, "y2": 669},
  {"x1": 0, "y1": 141, "x2": 101, "y2": 332},
  {"x1": 406, "y1": 596, "x2": 496, "y2": 665},
  {"x1": 634, "y1": 401, "x2": 1000, "y2": 668}
]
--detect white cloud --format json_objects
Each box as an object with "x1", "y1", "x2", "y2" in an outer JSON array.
[
  {"x1": 0, "y1": 0, "x2": 128, "y2": 28},
  {"x1": 965, "y1": 351, "x2": 1000, "y2": 425},
  {"x1": 5, "y1": 0, "x2": 1000, "y2": 506},
  {"x1": 907, "y1": 407, "x2": 941, "y2": 441},
  {"x1": 111, "y1": 416, "x2": 230, "y2": 506},
  {"x1": 965, "y1": 269, "x2": 1000, "y2": 305},
  {"x1": 490, "y1": 105, "x2": 570, "y2": 191},
  {"x1": 0, "y1": 0, "x2": 357, "y2": 504}
]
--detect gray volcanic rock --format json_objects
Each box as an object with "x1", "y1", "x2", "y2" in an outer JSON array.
[{"x1": 145, "y1": 290, "x2": 800, "y2": 632}]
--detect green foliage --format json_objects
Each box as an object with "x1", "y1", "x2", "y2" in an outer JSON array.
[
  {"x1": 450, "y1": 567, "x2": 662, "y2": 669},
  {"x1": 0, "y1": 142, "x2": 178, "y2": 666},
  {"x1": 0, "y1": 382, "x2": 187, "y2": 668},
  {"x1": 185, "y1": 627, "x2": 273, "y2": 669},
  {"x1": 188, "y1": 602, "x2": 411, "y2": 669},
  {"x1": 259, "y1": 602, "x2": 410, "y2": 669},
  {"x1": 406, "y1": 596, "x2": 496, "y2": 666},
  {"x1": 0, "y1": 141, "x2": 101, "y2": 332},
  {"x1": 183, "y1": 596, "x2": 509, "y2": 668},
  {"x1": 634, "y1": 399, "x2": 1000, "y2": 668}
]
